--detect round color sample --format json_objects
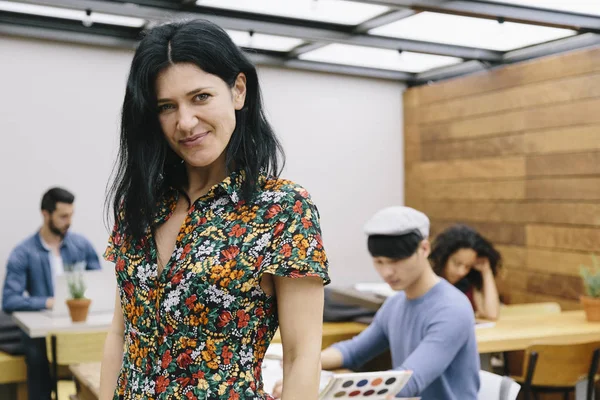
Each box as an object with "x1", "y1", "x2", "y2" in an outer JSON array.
[
  {"x1": 377, "y1": 389, "x2": 389, "y2": 395},
  {"x1": 371, "y1": 378, "x2": 383, "y2": 386},
  {"x1": 357, "y1": 379, "x2": 369, "y2": 387},
  {"x1": 349, "y1": 390, "x2": 361, "y2": 397},
  {"x1": 363, "y1": 390, "x2": 375, "y2": 396},
  {"x1": 334, "y1": 392, "x2": 346, "y2": 398},
  {"x1": 385, "y1": 377, "x2": 397, "y2": 385},
  {"x1": 342, "y1": 380, "x2": 354, "y2": 388}
]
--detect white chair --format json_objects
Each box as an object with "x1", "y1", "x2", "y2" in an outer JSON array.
[{"x1": 479, "y1": 370, "x2": 521, "y2": 400}]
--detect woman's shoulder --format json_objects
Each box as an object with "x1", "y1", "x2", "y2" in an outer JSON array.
[{"x1": 259, "y1": 176, "x2": 314, "y2": 204}]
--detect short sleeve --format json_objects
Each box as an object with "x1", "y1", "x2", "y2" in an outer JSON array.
[
  {"x1": 104, "y1": 206, "x2": 126, "y2": 263},
  {"x1": 260, "y1": 186, "x2": 330, "y2": 285}
]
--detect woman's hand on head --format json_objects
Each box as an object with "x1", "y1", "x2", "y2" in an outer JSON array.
[{"x1": 472, "y1": 258, "x2": 492, "y2": 274}]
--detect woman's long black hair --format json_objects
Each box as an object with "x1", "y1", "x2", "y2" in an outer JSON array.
[
  {"x1": 106, "y1": 19, "x2": 284, "y2": 243},
  {"x1": 429, "y1": 224, "x2": 502, "y2": 290}
]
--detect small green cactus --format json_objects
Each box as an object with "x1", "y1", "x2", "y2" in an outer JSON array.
[{"x1": 580, "y1": 254, "x2": 600, "y2": 298}]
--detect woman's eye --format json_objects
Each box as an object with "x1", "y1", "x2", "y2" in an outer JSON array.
[
  {"x1": 194, "y1": 93, "x2": 210, "y2": 101},
  {"x1": 158, "y1": 104, "x2": 175, "y2": 112}
]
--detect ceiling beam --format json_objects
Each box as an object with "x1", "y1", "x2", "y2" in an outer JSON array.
[
  {"x1": 411, "y1": 32, "x2": 600, "y2": 85},
  {"x1": 412, "y1": 60, "x2": 489, "y2": 84},
  {"x1": 503, "y1": 32, "x2": 600, "y2": 64},
  {"x1": 287, "y1": 8, "x2": 418, "y2": 61},
  {"x1": 287, "y1": 42, "x2": 328, "y2": 58},
  {"x1": 354, "y1": 8, "x2": 416, "y2": 33},
  {"x1": 252, "y1": 53, "x2": 414, "y2": 81},
  {"x1": 349, "y1": 0, "x2": 600, "y2": 31},
  {"x1": 7, "y1": 0, "x2": 504, "y2": 61},
  {"x1": 0, "y1": 21, "x2": 413, "y2": 81},
  {"x1": 0, "y1": 21, "x2": 138, "y2": 48}
]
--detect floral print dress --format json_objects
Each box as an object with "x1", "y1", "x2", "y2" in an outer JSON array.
[{"x1": 104, "y1": 172, "x2": 330, "y2": 399}]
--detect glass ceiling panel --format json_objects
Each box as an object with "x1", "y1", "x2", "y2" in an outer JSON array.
[
  {"x1": 480, "y1": 1, "x2": 600, "y2": 16},
  {"x1": 196, "y1": 0, "x2": 389, "y2": 25},
  {"x1": 0, "y1": 0, "x2": 146, "y2": 27},
  {"x1": 299, "y1": 43, "x2": 463, "y2": 73},
  {"x1": 226, "y1": 29, "x2": 303, "y2": 51},
  {"x1": 370, "y1": 11, "x2": 577, "y2": 51}
]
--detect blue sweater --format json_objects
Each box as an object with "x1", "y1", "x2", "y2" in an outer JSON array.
[
  {"x1": 333, "y1": 279, "x2": 480, "y2": 400},
  {"x1": 2, "y1": 232, "x2": 101, "y2": 312}
]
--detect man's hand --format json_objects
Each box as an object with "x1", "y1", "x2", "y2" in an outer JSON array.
[
  {"x1": 272, "y1": 379, "x2": 283, "y2": 399},
  {"x1": 45, "y1": 298, "x2": 54, "y2": 309}
]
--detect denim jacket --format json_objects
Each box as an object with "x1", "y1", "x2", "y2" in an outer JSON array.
[{"x1": 2, "y1": 231, "x2": 101, "y2": 312}]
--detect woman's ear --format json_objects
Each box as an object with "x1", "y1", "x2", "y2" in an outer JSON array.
[{"x1": 233, "y1": 73, "x2": 247, "y2": 110}]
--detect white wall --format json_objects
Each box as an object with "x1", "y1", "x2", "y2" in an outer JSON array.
[
  {"x1": 0, "y1": 36, "x2": 130, "y2": 300},
  {"x1": 0, "y1": 36, "x2": 404, "y2": 297},
  {"x1": 258, "y1": 67, "x2": 405, "y2": 285}
]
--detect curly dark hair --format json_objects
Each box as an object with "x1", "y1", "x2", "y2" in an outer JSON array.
[{"x1": 429, "y1": 224, "x2": 502, "y2": 290}]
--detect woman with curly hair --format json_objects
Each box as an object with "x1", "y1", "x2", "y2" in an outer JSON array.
[{"x1": 429, "y1": 224, "x2": 501, "y2": 320}]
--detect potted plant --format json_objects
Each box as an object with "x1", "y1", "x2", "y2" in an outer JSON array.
[
  {"x1": 65, "y1": 271, "x2": 91, "y2": 322},
  {"x1": 579, "y1": 254, "x2": 600, "y2": 322}
]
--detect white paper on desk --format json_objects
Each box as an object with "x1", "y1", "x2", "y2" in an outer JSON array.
[
  {"x1": 475, "y1": 321, "x2": 496, "y2": 329},
  {"x1": 265, "y1": 343, "x2": 283, "y2": 360},
  {"x1": 354, "y1": 283, "x2": 397, "y2": 298}
]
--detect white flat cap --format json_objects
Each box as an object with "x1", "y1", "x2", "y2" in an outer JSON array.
[{"x1": 363, "y1": 206, "x2": 430, "y2": 239}]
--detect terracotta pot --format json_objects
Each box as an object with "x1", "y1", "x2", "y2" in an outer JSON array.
[
  {"x1": 66, "y1": 298, "x2": 92, "y2": 322},
  {"x1": 580, "y1": 295, "x2": 600, "y2": 322}
]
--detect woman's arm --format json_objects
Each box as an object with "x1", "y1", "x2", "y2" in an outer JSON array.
[
  {"x1": 99, "y1": 291, "x2": 125, "y2": 400},
  {"x1": 275, "y1": 275, "x2": 324, "y2": 400},
  {"x1": 473, "y1": 258, "x2": 500, "y2": 320},
  {"x1": 272, "y1": 347, "x2": 343, "y2": 398}
]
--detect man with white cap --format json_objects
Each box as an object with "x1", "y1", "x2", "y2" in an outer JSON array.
[{"x1": 274, "y1": 206, "x2": 480, "y2": 399}]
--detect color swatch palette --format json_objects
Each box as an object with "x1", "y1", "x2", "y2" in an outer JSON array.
[{"x1": 319, "y1": 370, "x2": 413, "y2": 400}]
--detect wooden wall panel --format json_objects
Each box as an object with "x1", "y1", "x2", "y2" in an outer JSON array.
[
  {"x1": 526, "y1": 271, "x2": 583, "y2": 301},
  {"x1": 424, "y1": 180, "x2": 525, "y2": 201},
  {"x1": 421, "y1": 98, "x2": 600, "y2": 142},
  {"x1": 500, "y1": 267, "x2": 528, "y2": 292},
  {"x1": 420, "y1": 134, "x2": 524, "y2": 161},
  {"x1": 523, "y1": 203, "x2": 600, "y2": 227},
  {"x1": 405, "y1": 143, "x2": 420, "y2": 165},
  {"x1": 526, "y1": 225, "x2": 600, "y2": 252},
  {"x1": 417, "y1": 157, "x2": 526, "y2": 181},
  {"x1": 526, "y1": 178, "x2": 600, "y2": 200},
  {"x1": 526, "y1": 249, "x2": 595, "y2": 277},
  {"x1": 422, "y1": 201, "x2": 600, "y2": 227},
  {"x1": 405, "y1": 46, "x2": 600, "y2": 308},
  {"x1": 413, "y1": 47, "x2": 600, "y2": 105},
  {"x1": 418, "y1": 73, "x2": 600, "y2": 124},
  {"x1": 523, "y1": 124, "x2": 600, "y2": 155},
  {"x1": 404, "y1": 125, "x2": 421, "y2": 165},
  {"x1": 496, "y1": 245, "x2": 527, "y2": 268},
  {"x1": 404, "y1": 166, "x2": 423, "y2": 210},
  {"x1": 527, "y1": 151, "x2": 600, "y2": 176},
  {"x1": 430, "y1": 221, "x2": 526, "y2": 245}
]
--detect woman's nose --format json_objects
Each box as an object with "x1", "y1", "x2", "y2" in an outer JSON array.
[{"x1": 177, "y1": 106, "x2": 199, "y2": 132}]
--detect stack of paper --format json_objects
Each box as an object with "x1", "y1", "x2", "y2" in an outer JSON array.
[{"x1": 354, "y1": 283, "x2": 397, "y2": 298}]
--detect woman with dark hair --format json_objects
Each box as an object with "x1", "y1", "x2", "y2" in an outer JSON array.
[
  {"x1": 99, "y1": 19, "x2": 330, "y2": 400},
  {"x1": 429, "y1": 224, "x2": 501, "y2": 320}
]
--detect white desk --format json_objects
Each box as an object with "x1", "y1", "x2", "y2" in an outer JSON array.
[{"x1": 12, "y1": 311, "x2": 113, "y2": 338}]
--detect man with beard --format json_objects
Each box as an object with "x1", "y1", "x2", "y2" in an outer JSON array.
[{"x1": 2, "y1": 187, "x2": 100, "y2": 400}]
